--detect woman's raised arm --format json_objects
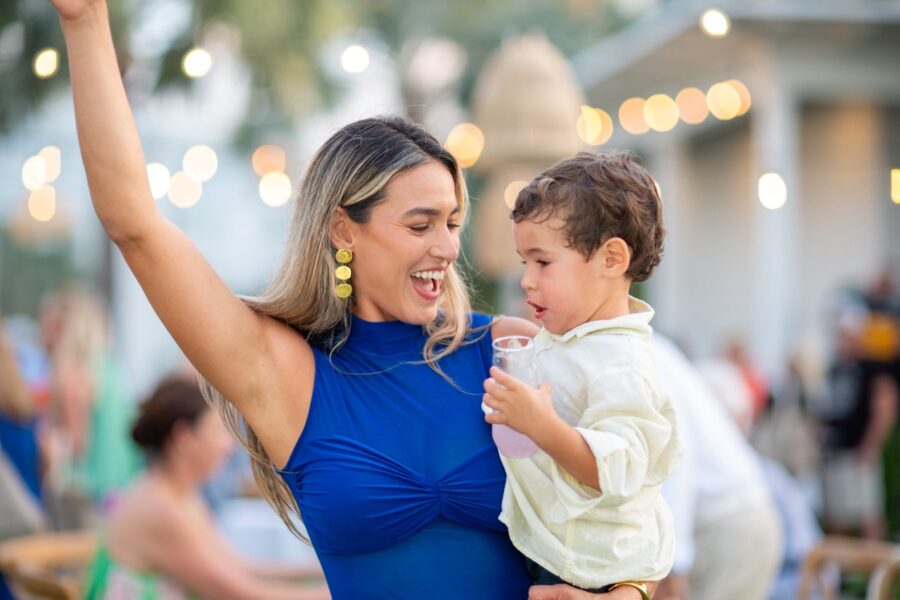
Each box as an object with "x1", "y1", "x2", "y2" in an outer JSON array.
[{"x1": 52, "y1": 1, "x2": 313, "y2": 464}]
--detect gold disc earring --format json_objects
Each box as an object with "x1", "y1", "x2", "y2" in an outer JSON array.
[{"x1": 335, "y1": 248, "x2": 353, "y2": 299}]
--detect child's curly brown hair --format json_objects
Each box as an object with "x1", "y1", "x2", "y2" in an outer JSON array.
[{"x1": 511, "y1": 151, "x2": 665, "y2": 282}]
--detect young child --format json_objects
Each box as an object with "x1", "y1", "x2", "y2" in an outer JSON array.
[{"x1": 482, "y1": 151, "x2": 681, "y2": 595}]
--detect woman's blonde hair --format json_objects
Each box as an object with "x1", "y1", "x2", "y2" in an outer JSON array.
[{"x1": 200, "y1": 116, "x2": 474, "y2": 540}]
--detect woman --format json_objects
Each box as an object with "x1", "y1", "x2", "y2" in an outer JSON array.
[
  {"x1": 84, "y1": 377, "x2": 328, "y2": 599},
  {"x1": 50, "y1": 1, "x2": 651, "y2": 597}
]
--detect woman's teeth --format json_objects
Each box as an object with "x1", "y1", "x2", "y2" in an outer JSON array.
[{"x1": 411, "y1": 271, "x2": 445, "y2": 281}]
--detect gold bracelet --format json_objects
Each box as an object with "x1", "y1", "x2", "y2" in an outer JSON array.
[{"x1": 608, "y1": 581, "x2": 650, "y2": 600}]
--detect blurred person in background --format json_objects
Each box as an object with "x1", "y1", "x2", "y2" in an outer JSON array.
[
  {"x1": 817, "y1": 311, "x2": 898, "y2": 539},
  {"x1": 752, "y1": 345, "x2": 823, "y2": 509},
  {"x1": 856, "y1": 264, "x2": 900, "y2": 375},
  {"x1": 0, "y1": 325, "x2": 47, "y2": 600},
  {"x1": 40, "y1": 287, "x2": 141, "y2": 528},
  {"x1": 84, "y1": 377, "x2": 328, "y2": 600},
  {"x1": 856, "y1": 263, "x2": 900, "y2": 538},
  {"x1": 651, "y1": 335, "x2": 789, "y2": 600},
  {"x1": 0, "y1": 324, "x2": 44, "y2": 507},
  {"x1": 724, "y1": 337, "x2": 771, "y2": 420}
]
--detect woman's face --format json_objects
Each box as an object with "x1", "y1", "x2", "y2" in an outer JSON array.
[
  {"x1": 343, "y1": 161, "x2": 462, "y2": 324},
  {"x1": 179, "y1": 410, "x2": 234, "y2": 479}
]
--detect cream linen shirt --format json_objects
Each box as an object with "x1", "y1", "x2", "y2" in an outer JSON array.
[{"x1": 499, "y1": 297, "x2": 681, "y2": 589}]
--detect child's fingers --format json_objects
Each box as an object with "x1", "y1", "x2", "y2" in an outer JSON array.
[
  {"x1": 482, "y1": 393, "x2": 500, "y2": 411},
  {"x1": 482, "y1": 377, "x2": 510, "y2": 398},
  {"x1": 484, "y1": 410, "x2": 505, "y2": 425},
  {"x1": 489, "y1": 366, "x2": 523, "y2": 390},
  {"x1": 482, "y1": 394, "x2": 506, "y2": 424}
]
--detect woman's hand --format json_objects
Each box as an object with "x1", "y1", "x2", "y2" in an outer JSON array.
[{"x1": 48, "y1": 0, "x2": 105, "y2": 22}]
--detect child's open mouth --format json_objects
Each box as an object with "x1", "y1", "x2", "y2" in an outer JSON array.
[{"x1": 527, "y1": 300, "x2": 546, "y2": 320}]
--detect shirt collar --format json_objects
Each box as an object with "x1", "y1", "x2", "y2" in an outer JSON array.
[{"x1": 534, "y1": 296, "x2": 654, "y2": 349}]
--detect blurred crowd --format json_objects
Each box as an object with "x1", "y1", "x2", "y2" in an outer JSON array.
[
  {"x1": 0, "y1": 287, "x2": 327, "y2": 599},
  {"x1": 1, "y1": 263, "x2": 898, "y2": 599}
]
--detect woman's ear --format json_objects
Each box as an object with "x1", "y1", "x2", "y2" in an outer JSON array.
[
  {"x1": 329, "y1": 208, "x2": 354, "y2": 250},
  {"x1": 600, "y1": 237, "x2": 631, "y2": 277}
]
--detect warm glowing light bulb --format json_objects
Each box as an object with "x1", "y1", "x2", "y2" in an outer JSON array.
[
  {"x1": 676, "y1": 87, "x2": 709, "y2": 125},
  {"x1": 182, "y1": 48, "x2": 212, "y2": 78},
  {"x1": 38, "y1": 146, "x2": 61, "y2": 182},
  {"x1": 168, "y1": 171, "x2": 202, "y2": 208},
  {"x1": 444, "y1": 123, "x2": 484, "y2": 169},
  {"x1": 22, "y1": 156, "x2": 47, "y2": 191},
  {"x1": 619, "y1": 97, "x2": 649, "y2": 135},
  {"x1": 707, "y1": 82, "x2": 741, "y2": 120},
  {"x1": 891, "y1": 169, "x2": 900, "y2": 204},
  {"x1": 341, "y1": 45, "x2": 370, "y2": 73},
  {"x1": 726, "y1": 79, "x2": 752, "y2": 116},
  {"x1": 147, "y1": 163, "x2": 171, "y2": 200},
  {"x1": 700, "y1": 9, "x2": 730, "y2": 37},
  {"x1": 644, "y1": 94, "x2": 680, "y2": 132},
  {"x1": 758, "y1": 172, "x2": 787, "y2": 210},
  {"x1": 504, "y1": 180, "x2": 529, "y2": 210},
  {"x1": 29, "y1": 185, "x2": 56, "y2": 222},
  {"x1": 577, "y1": 106, "x2": 603, "y2": 145},
  {"x1": 577, "y1": 107, "x2": 613, "y2": 146},
  {"x1": 259, "y1": 172, "x2": 293, "y2": 207},
  {"x1": 183, "y1": 145, "x2": 218, "y2": 182},
  {"x1": 33, "y1": 48, "x2": 59, "y2": 79},
  {"x1": 252, "y1": 145, "x2": 287, "y2": 176}
]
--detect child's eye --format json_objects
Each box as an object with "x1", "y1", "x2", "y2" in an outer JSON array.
[{"x1": 537, "y1": 260, "x2": 549, "y2": 267}]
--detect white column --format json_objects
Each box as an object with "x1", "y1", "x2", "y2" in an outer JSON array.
[
  {"x1": 646, "y1": 138, "x2": 689, "y2": 340},
  {"x1": 749, "y1": 71, "x2": 801, "y2": 377}
]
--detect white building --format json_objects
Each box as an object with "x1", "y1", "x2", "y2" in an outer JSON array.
[{"x1": 573, "y1": 0, "x2": 900, "y2": 374}]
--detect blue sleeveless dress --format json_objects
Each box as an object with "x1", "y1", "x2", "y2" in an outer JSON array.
[{"x1": 278, "y1": 314, "x2": 530, "y2": 599}]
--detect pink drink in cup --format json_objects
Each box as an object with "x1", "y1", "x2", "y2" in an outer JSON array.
[{"x1": 487, "y1": 336, "x2": 539, "y2": 458}]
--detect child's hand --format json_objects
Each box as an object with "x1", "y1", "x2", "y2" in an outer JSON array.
[{"x1": 483, "y1": 366, "x2": 555, "y2": 439}]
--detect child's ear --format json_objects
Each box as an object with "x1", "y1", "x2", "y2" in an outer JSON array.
[
  {"x1": 600, "y1": 237, "x2": 630, "y2": 277},
  {"x1": 329, "y1": 208, "x2": 354, "y2": 250}
]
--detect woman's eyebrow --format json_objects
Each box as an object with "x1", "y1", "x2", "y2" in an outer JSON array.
[{"x1": 401, "y1": 206, "x2": 460, "y2": 218}]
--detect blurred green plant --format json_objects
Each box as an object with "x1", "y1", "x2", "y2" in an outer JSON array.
[{"x1": 1, "y1": 0, "x2": 631, "y2": 143}]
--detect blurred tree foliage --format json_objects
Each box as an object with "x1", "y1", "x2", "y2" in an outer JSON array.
[{"x1": 1, "y1": 0, "x2": 630, "y2": 143}]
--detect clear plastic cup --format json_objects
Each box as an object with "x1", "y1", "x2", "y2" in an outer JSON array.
[{"x1": 486, "y1": 335, "x2": 539, "y2": 458}]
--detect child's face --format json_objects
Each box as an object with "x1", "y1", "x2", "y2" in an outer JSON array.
[{"x1": 513, "y1": 217, "x2": 619, "y2": 335}]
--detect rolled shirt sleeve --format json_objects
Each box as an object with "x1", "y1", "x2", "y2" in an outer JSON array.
[{"x1": 549, "y1": 369, "x2": 681, "y2": 521}]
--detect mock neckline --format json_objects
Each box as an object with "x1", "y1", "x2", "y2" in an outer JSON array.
[{"x1": 345, "y1": 314, "x2": 427, "y2": 354}]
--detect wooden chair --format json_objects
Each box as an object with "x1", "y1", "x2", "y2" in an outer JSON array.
[
  {"x1": 797, "y1": 536, "x2": 900, "y2": 600},
  {"x1": 869, "y1": 549, "x2": 900, "y2": 600},
  {"x1": 0, "y1": 531, "x2": 96, "y2": 599}
]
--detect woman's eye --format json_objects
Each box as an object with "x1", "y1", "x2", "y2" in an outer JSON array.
[
  {"x1": 409, "y1": 224, "x2": 429, "y2": 232},
  {"x1": 448, "y1": 223, "x2": 461, "y2": 231}
]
